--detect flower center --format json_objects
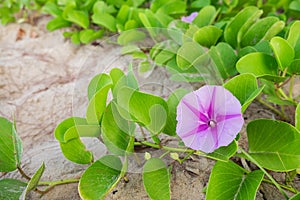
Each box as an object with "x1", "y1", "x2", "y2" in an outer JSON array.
[{"x1": 208, "y1": 120, "x2": 217, "y2": 128}]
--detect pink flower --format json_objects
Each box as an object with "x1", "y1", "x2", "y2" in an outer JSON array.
[
  {"x1": 181, "y1": 12, "x2": 198, "y2": 23},
  {"x1": 176, "y1": 85, "x2": 244, "y2": 153}
]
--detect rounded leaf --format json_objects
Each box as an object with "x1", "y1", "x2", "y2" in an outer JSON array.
[{"x1": 193, "y1": 25, "x2": 222, "y2": 48}]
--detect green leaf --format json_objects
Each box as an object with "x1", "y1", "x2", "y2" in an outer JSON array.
[
  {"x1": 206, "y1": 161, "x2": 264, "y2": 200},
  {"x1": 236, "y1": 52, "x2": 285, "y2": 82},
  {"x1": 102, "y1": 102, "x2": 135, "y2": 155},
  {"x1": 143, "y1": 158, "x2": 170, "y2": 200},
  {"x1": 0, "y1": 117, "x2": 22, "y2": 172},
  {"x1": 247, "y1": 119, "x2": 300, "y2": 171},
  {"x1": 25, "y1": 162, "x2": 45, "y2": 193},
  {"x1": 54, "y1": 117, "x2": 87, "y2": 142},
  {"x1": 287, "y1": 21, "x2": 300, "y2": 51},
  {"x1": 42, "y1": 2, "x2": 62, "y2": 17},
  {"x1": 224, "y1": 74, "x2": 264, "y2": 112},
  {"x1": 241, "y1": 17, "x2": 283, "y2": 47},
  {"x1": 92, "y1": 13, "x2": 116, "y2": 32},
  {"x1": 163, "y1": 89, "x2": 189, "y2": 136},
  {"x1": 79, "y1": 29, "x2": 103, "y2": 44},
  {"x1": 224, "y1": 6, "x2": 262, "y2": 48},
  {"x1": 46, "y1": 17, "x2": 71, "y2": 31},
  {"x1": 270, "y1": 37, "x2": 295, "y2": 70},
  {"x1": 117, "y1": 87, "x2": 168, "y2": 134},
  {"x1": 296, "y1": 103, "x2": 300, "y2": 131},
  {"x1": 193, "y1": 25, "x2": 222, "y2": 48},
  {"x1": 79, "y1": 155, "x2": 122, "y2": 200},
  {"x1": 193, "y1": 5, "x2": 217, "y2": 28},
  {"x1": 290, "y1": 192, "x2": 300, "y2": 200},
  {"x1": 288, "y1": 59, "x2": 300, "y2": 74},
  {"x1": 176, "y1": 42, "x2": 205, "y2": 70},
  {"x1": 0, "y1": 179, "x2": 27, "y2": 200},
  {"x1": 209, "y1": 42, "x2": 238, "y2": 79},
  {"x1": 155, "y1": 0, "x2": 186, "y2": 15},
  {"x1": 87, "y1": 73, "x2": 112, "y2": 100},
  {"x1": 206, "y1": 140, "x2": 238, "y2": 161},
  {"x1": 117, "y1": 29, "x2": 146, "y2": 45},
  {"x1": 86, "y1": 84, "x2": 112, "y2": 125},
  {"x1": 65, "y1": 10, "x2": 89, "y2": 29}
]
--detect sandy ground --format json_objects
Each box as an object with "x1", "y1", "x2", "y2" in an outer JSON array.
[{"x1": 0, "y1": 17, "x2": 298, "y2": 199}]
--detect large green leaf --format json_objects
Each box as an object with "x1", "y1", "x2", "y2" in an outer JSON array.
[
  {"x1": 176, "y1": 42, "x2": 205, "y2": 70},
  {"x1": 117, "y1": 29, "x2": 146, "y2": 45},
  {"x1": 224, "y1": 6, "x2": 262, "y2": 48},
  {"x1": 92, "y1": 13, "x2": 116, "y2": 32},
  {"x1": 46, "y1": 17, "x2": 71, "y2": 31},
  {"x1": 288, "y1": 59, "x2": 300, "y2": 74},
  {"x1": 0, "y1": 179, "x2": 27, "y2": 200},
  {"x1": 193, "y1": 5, "x2": 217, "y2": 28},
  {"x1": 143, "y1": 158, "x2": 170, "y2": 200},
  {"x1": 155, "y1": 0, "x2": 186, "y2": 15},
  {"x1": 163, "y1": 89, "x2": 189, "y2": 136},
  {"x1": 247, "y1": 119, "x2": 300, "y2": 171},
  {"x1": 270, "y1": 37, "x2": 295, "y2": 70},
  {"x1": 193, "y1": 25, "x2": 222, "y2": 48},
  {"x1": 224, "y1": 74, "x2": 264, "y2": 112},
  {"x1": 236, "y1": 52, "x2": 285, "y2": 82},
  {"x1": 206, "y1": 161, "x2": 264, "y2": 200},
  {"x1": 101, "y1": 102, "x2": 135, "y2": 155},
  {"x1": 64, "y1": 10, "x2": 89, "y2": 29},
  {"x1": 241, "y1": 17, "x2": 284, "y2": 47},
  {"x1": 209, "y1": 42, "x2": 238, "y2": 79},
  {"x1": 79, "y1": 155, "x2": 122, "y2": 200},
  {"x1": 0, "y1": 117, "x2": 22, "y2": 172},
  {"x1": 117, "y1": 87, "x2": 168, "y2": 134},
  {"x1": 22, "y1": 162, "x2": 45, "y2": 199},
  {"x1": 54, "y1": 117, "x2": 96, "y2": 164}
]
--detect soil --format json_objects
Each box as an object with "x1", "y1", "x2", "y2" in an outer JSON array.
[{"x1": 0, "y1": 17, "x2": 298, "y2": 200}]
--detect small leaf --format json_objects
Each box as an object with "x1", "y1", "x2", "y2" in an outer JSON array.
[
  {"x1": 241, "y1": 17, "x2": 283, "y2": 47},
  {"x1": 143, "y1": 158, "x2": 170, "y2": 200},
  {"x1": 288, "y1": 59, "x2": 300, "y2": 75},
  {"x1": 193, "y1": 25, "x2": 222, "y2": 48},
  {"x1": 0, "y1": 179, "x2": 27, "y2": 200},
  {"x1": 25, "y1": 162, "x2": 45, "y2": 193},
  {"x1": 102, "y1": 102, "x2": 135, "y2": 155},
  {"x1": 209, "y1": 42, "x2": 238, "y2": 79},
  {"x1": 42, "y1": 2, "x2": 62, "y2": 17},
  {"x1": 176, "y1": 42, "x2": 205, "y2": 70},
  {"x1": 287, "y1": 21, "x2": 300, "y2": 50},
  {"x1": 46, "y1": 17, "x2": 71, "y2": 31},
  {"x1": 65, "y1": 10, "x2": 89, "y2": 29},
  {"x1": 87, "y1": 73, "x2": 112, "y2": 100},
  {"x1": 270, "y1": 37, "x2": 295, "y2": 70},
  {"x1": 79, "y1": 29, "x2": 103, "y2": 44},
  {"x1": 206, "y1": 161, "x2": 264, "y2": 200},
  {"x1": 224, "y1": 6, "x2": 262, "y2": 48},
  {"x1": 224, "y1": 74, "x2": 263, "y2": 112},
  {"x1": 79, "y1": 155, "x2": 122, "y2": 200},
  {"x1": 193, "y1": 5, "x2": 217, "y2": 28},
  {"x1": 247, "y1": 119, "x2": 300, "y2": 171},
  {"x1": 206, "y1": 140, "x2": 238, "y2": 161},
  {"x1": 0, "y1": 117, "x2": 22, "y2": 172},
  {"x1": 54, "y1": 117, "x2": 87, "y2": 142},
  {"x1": 117, "y1": 87, "x2": 168, "y2": 134},
  {"x1": 117, "y1": 29, "x2": 146, "y2": 45},
  {"x1": 86, "y1": 84, "x2": 112, "y2": 125}
]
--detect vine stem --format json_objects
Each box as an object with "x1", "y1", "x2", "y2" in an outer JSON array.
[
  {"x1": 134, "y1": 141, "x2": 202, "y2": 154},
  {"x1": 17, "y1": 166, "x2": 31, "y2": 180},
  {"x1": 262, "y1": 178, "x2": 298, "y2": 193},
  {"x1": 238, "y1": 147, "x2": 289, "y2": 199},
  {"x1": 256, "y1": 98, "x2": 288, "y2": 121},
  {"x1": 38, "y1": 178, "x2": 79, "y2": 186}
]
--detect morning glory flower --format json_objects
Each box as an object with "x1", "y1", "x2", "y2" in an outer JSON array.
[
  {"x1": 176, "y1": 85, "x2": 244, "y2": 153},
  {"x1": 181, "y1": 12, "x2": 198, "y2": 23}
]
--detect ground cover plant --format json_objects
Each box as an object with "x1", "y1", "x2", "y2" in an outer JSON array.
[{"x1": 1, "y1": 0, "x2": 300, "y2": 199}]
